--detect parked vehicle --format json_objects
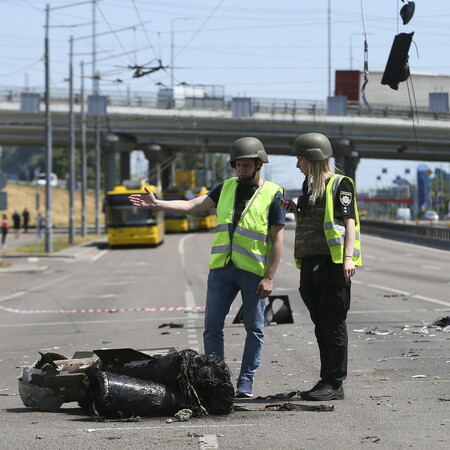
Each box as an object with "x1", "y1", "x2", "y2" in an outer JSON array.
[
  {"x1": 423, "y1": 210, "x2": 439, "y2": 221},
  {"x1": 396, "y1": 207, "x2": 411, "y2": 220},
  {"x1": 36, "y1": 173, "x2": 58, "y2": 187}
]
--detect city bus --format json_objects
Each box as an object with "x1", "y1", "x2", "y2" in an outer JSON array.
[
  {"x1": 104, "y1": 184, "x2": 164, "y2": 247},
  {"x1": 195, "y1": 186, "x2": 217, "y2": 230},
  {"x1": 162, "y1": 188, "x2": 200, "y2": 233}
]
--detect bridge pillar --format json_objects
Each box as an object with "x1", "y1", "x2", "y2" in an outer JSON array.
[
  {"x1": 104, "y1": 151, "x2": 117, "y2": 192},
  {"x1": 331, "y1": 138, "x2": 359, "y2": 182},
  {"x1": 102, "y1": 133, "x2": 139, "y2": 191},
  {"x1": 143, "y1": 145, "x2": 175, "y2": 190},
  {"x1": 120, "y1": 152, "x2": 130, "y2": 182}
]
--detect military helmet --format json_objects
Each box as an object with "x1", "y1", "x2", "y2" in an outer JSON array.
[
  {"x1": 229, "y1": 137, "x2": 269, "y2": 165},
  {"x1": 290, "y1": 133, "x2": 333, "y2": 161}
]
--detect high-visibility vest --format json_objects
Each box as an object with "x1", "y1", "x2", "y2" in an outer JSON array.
[
  {"x1": 296, "y1": 174, "x2": 362, "y2": 268},
  {"x1": 324, "y1": 174, "x2": 362, "y2": 265},
  {"x1": 209, "y1": 178, "x2": 282, "y2": 277}
]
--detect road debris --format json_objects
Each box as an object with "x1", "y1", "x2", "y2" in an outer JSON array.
[
  {"x1": 362, "y1": 436, "x2": 380, "y2": 443},
  {"x1": 159, "y1": 322, "x2": 184, "y2": 329},
  {"x1": 174, "y1": 408, "x2": 193, "y2": 421},
  {"x1": 18, "y1": 347, "x2": 235, "y2": 419},
  {"x1": 432, "y1": 316, "x2": 450, "y2": 330}
]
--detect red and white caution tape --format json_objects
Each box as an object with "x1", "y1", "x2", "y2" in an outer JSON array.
[{"x1": 0, "y1": 305, "x2": 209, "y2": 314}]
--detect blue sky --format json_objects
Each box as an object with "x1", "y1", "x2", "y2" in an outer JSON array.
[
  {"x1": 1, "y1": 1, "x2": 449, "y2": 190},
  {"x1": 265, "y1": 156, "x2": 450, "y2": 193}
]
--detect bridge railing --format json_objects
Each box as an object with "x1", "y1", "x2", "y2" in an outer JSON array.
[
  {"x1": 1, "y1": 85, "x2": 449, "y2": 121},
  {"x1": 362, "y1": 219, "x2": 450, "y2": 250}
]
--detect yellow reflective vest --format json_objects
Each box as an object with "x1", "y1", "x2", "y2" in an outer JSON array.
[
  {"x1": 209, "y1": 178, "x2": 283, "y2": 277},
  {"x1": 296, "y1": 174, "x2": 362, "y2": 268}
]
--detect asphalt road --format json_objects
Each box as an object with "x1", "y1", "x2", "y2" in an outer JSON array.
[{"x1": 0, "y1": 226, "x2": 449, "y2": 449}]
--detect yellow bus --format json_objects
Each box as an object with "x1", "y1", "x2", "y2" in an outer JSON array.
[
  {"x1": 162, "y1": 188, "x2": 200, "y2": 233},
  {"x1": 195, "y1": 186, "x2": 217, "y2": 230},
  {"x1": 104, "y1": 184, "x2": 164, "y2": 247}
]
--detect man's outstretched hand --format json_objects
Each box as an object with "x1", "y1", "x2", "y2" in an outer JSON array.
[{"x1": 128, "y1": 186, "x2": 158, "y2": 208}]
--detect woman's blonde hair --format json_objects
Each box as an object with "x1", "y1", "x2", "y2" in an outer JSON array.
[{"x1": 306, "y1": 159, "x2": 333, "y2": 205}]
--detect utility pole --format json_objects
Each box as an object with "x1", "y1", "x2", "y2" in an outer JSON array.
[
  {"x1": 68, "y1": 36, "x2": 75, "y2": 243},
  {"x1": 92, "y1": 0, "x2": 101, "y2": 234},
  {"x1": 44, "y1": 3, "x2": 53, "y2": 252},
  {"x1": 327, "y1": 0, "x2": 332, "y2": 97},
  {"x1": 80, "y1": 61, "x2": 87, "y2": 237}
]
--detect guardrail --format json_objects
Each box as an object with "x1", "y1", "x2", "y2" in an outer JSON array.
[
  {"x1": 362, "y1": 219, "x2": 450, "y2": 250},
  {"x1": 2, "y1": 85, "x2": 450, "y2": 121}
]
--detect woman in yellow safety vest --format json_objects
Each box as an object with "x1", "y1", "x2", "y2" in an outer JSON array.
[{"x1": 281, "y1": 132, "x2": 362, "y2": 402}]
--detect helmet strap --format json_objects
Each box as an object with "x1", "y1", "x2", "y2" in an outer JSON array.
[{"x1": 237, "y1": 160, "x2": 261, "y2": 185}]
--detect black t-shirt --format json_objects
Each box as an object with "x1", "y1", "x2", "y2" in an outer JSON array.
[
  {"x1": 298, "y1": 177, "x2": 355, "y2": 220},
  {"x1": 207, "y1": 180, "x2": 286, "y2": 228}
]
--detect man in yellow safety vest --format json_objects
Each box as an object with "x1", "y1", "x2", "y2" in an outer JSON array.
[{"x1": 129, "y1": 137, "x2": 286, "y2": 398}]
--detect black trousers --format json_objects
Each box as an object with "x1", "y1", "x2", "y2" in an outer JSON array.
[{"x1": 299, "y1": 255, "x2": 351, "y2": 384}]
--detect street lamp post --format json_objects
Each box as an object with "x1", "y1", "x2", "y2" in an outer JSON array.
[
  {"x1": 44, "y1": 4, "x2": 52, "y2": 252},
  {"x1": 327, "y1": 0, "x2": 331, "y2": 97},
  {"x1": 43, "y1": 0, "x2": 97, "y2": 252},
  {"x1": 68, "y1": 35, "x2": 75, "y2": 243}
]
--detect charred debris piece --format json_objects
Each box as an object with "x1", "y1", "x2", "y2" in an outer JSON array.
[{"x1": 18, "y1": 348, "x2": 235, "y2": 419}]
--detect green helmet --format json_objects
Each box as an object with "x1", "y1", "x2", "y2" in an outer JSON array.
[
  {"x1": 229, "y1": 137, "x2": 269, "y2": 166},
  {"x1": 290, "y1": 133, "x2": 333, "y2": 161}
]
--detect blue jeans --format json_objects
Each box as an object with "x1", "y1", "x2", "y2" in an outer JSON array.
[{"x1": 203, "y1": 263, "x2": 266, "y2": 382}]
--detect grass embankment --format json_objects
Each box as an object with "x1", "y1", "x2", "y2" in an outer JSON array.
[
  {"x1": 1, "y1": 184, "x2": 104, "y2": 259},
  {"x1": 2, "y1": 183, "x2": 99, "y2": 227},
  {"x1": 4, "y1": 235, "x2": 106, "y2": 255}
]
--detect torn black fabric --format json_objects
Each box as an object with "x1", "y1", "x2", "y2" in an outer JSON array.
[
  {"x1": 400, "y1": 2, "x2": 415, "y2": 25},
  {"x1": 381, "y1": 32, "x2": 414, "y2": 90}
]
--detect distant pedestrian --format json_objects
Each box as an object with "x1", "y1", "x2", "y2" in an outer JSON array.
[
  {"x1": 12, "y1": 211, "x2": 21, "y2": 238},
  {"x1": 1, "y1": 214, "x2": 8, "y2": 248},
  {"x1": 22, "y1": 208, "x2": 30, "y2": 233},
  {"x1": 37, "y1": 212, "x2": 45, "y2": 239}
]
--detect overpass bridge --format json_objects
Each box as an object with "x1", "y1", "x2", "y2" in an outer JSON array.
[{"x1": 0, "y1": 86, "x2": 449, "y2": 190}]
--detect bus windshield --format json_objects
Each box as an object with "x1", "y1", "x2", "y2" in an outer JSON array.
[{"x1": 105, "y1": 194, "x2": 157, "y2": 227}]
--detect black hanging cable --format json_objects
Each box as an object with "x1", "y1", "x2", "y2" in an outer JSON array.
[
  {"x1": 406, "y1": 39, "x2": 420, "y2": 152},
  {"x1": 130, "y1": 0, "x2": 159, "y2": 63},
  {"x1": 360, "y1": 0, "x2": 372, "y2": 111},
  {"x1": 405, "y1": 75, "x2": 419, "y2": 152},
  {"x1": 96, "y1": 2, "x2": 135, "y2": 65}
]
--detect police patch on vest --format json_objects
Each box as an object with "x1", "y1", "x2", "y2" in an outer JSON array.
[{"x1": 340, "y1": 191, "x2": 352, "y2": 206}]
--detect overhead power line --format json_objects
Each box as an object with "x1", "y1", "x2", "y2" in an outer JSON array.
[{"x1": 131, "y1": 0, "x2": 158, "y2": 61}]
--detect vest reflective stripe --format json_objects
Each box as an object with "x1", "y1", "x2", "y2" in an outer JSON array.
[
  {"x1": 323, "y1": 174, "x2": 362, "y2": 266},
  {"x1": 215, "y1": 223, "x2": 230, "y2": 233},
  {"x1": 235, "y1": 225, "x2": 271, "y2": 243},
  {"x1": 209, "y1": 178, "x2": 282, "y2": 276},
  {"x1": 231, "y1": 243, "x2": 270, "y2": 264},
  {"x1": 211, "y1": 244, "x2": 231, "y2": 254}
]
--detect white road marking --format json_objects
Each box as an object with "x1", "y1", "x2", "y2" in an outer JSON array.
[
  {"x1": 86, "y1": 423, "x2": 256, "y2": 433},
  {"x1": 0, "y1": 316, "x2": 204, "y2": 328},
  {"x1": 90, "y1": 249, "x2": 108, "y2": 262},
  {"x1": 180, "y1": 235, "x2": 201, "y2": 351},
  {"x1": 420, "y1": 265, "x2": 442, "y2": 271},
  {"x1": 199, "y1": 434, "x2": 219, "y2": 449},
  {"x1": 0, "y1": 291, "x2": 27, "y2": 304},
  {"x1": 364, "y1": 284, "x2": 450, "y2": 307},
  {"x1": 0, "y1": 271, "x2": 76, "y2": 304}
]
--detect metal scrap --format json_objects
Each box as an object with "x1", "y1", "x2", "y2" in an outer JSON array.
[{"x1": 18, "y1": 347, "x2": 235, "y2": 419}]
